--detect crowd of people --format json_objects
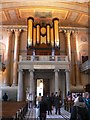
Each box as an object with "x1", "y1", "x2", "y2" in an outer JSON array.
[
  {"x1": 26, "y1": 91, "x2": 90, "y2": 120},
  {"x1": 70, "y1": 92, "x2": 90, "y2": 120},
  {"x1": 35, "y1": 92, "x2": 62, "y2": 120},
  {"x1": 2, "y1": 90, "x2": 90, "y2": 120},
  {"x1": 35, "y1": 92, "x2": 90, "y2": 120}
]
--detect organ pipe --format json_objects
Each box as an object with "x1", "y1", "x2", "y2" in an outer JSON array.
[
  {"x1": 46, "y1": 24, "x2": 51, "y2": 44},
  {"x1": 51, "y1": 27, "x2": 54, "y2": 47},
  {"x1": 27, "y1": 17, "x2": 34, "y2": 47},
  {"x1": 36, "y1": 24, "x2": 40, "y2": 44},
  {"x1": 53, "y1": 18, "x2": 60, "y2": 48},
  {"x1": 33, "y1": 27, "x2": 36, "y2": 46}
]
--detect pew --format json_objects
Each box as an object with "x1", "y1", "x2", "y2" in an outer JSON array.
[{"x1": 1, "y1": 101, "x2": 28, "y2": 120}]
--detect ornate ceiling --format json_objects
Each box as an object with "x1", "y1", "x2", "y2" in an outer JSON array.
[{"x1": 0, "y1": 0, "x2": 90, "y2": 27}]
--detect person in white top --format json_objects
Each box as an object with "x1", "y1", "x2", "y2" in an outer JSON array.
[{"x1": 27, "y1": 92, "x2": 33, "y2": 109}]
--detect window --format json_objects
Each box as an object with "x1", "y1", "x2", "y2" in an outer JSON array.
[{"x1": 82, "y1": 56, "x2": 88, "y2": 63}]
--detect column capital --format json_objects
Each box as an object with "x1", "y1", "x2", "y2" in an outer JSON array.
[
  {"x1": 64, "y1": 30, "x2": 71, "y2": 34},
  {"x1": 7, "y1": 29, "x2": 13, "y2": 32},
  {"x1": 29, "y1": 69, "x2": 34, "y2": 72},
  {"x1": 54, "y1": 69, "x2": 59, "y2": 72},
  {"x1": 72, "y1": 30, "x2": 78, "y2": 33},
  {"x1": 18, "y1": 69, "x2": 23, "y2": 72},
  {"x1": 72, "y1": 30, "x2": 78, "y2": 37},
  {"x1": 7, "y1": 29, "x2": 13, "y2": 35},
  {"x1": 65, "y1": 69, "x2": 70, "y2": 72},
  {"x1": 14, "y1": 29, "x2": 22, "y2": 36}
]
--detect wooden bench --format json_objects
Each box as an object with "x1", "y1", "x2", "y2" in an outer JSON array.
[{"x1": 1, "y1": 101, "x2": 28, "y2": 119}]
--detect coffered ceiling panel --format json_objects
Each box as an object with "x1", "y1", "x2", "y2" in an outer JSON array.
[
  {"x1": 69, "y1": 12, "x2": 79, "y2": 21},
  {"x1": 0, "y1": 1, "x2": 90, "y2": 27},
  {"x1": 1, "y1": 11, "x2": 7, "y2": 22},
  {"x1": 8, "y1": 10, "x2": 17, "y2": 20},
  {"x1": 19, "y1": 9, "x2": 34, "y2": 18},
  {"x1": 78, "y1": 14, "x2": 88, "y2": 26},
  {"x1": 52, "y1": 10, "x2": 68, "y2": 19}
]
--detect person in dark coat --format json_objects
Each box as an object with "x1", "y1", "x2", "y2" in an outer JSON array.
[
  {"x1": 45, "y1": 94, "x2": 52, "y2": 115},
  {"x1": 2, "y1": 93, "x2": 8, "y2": 101},
  {"x1": 39, "y1": 96, "x2": 47, "y2": 120},
  {"x1": 54, "y1": 93, "x2": 61, "y2": 115},
  {"x1": 70, "y1": 96, "x2": 89, "y2": 120}
]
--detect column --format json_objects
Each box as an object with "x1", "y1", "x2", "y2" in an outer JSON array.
[
  {"x1": 29, "y1": 69, "x2": 35, "y2": 101},
  {"x1": 72, "y1": 31, "x2": 81, "y2": 85},
  {"x1": 64, "y1": 30, "x2": 71, "y2": 61},
  {"x1": 54, "y1": 69, "x2": 59, "y2": 93},
  {"x1": 12, "y1": 29, "x2": 21, "y2": 86},
  {"x1": 17, "y1": 69, "x2": 23, "y2": 101},
  {"x1": 62, "y1": 77, "x2": 65, "y2": 103},
  {"x1": 65, "y1": 70, "x2": 70, "y2": 95},
  {"x1": 3, "y1": 29, "x2": 13, "y2": 86}
]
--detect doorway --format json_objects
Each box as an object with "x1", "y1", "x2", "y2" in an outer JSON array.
[
  {"x1": 37, "y1": 79, "x2": 43, "y2": 96},
  {"x1": 36, "y1": 78, "x2": 50, "y2": 97}
]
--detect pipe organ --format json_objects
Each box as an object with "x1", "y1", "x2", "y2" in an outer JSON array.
[{"x1": 27, "y1": 17, "x2": 60, "y2": 55}]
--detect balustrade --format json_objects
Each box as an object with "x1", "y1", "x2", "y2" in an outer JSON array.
[{"x1": 20, "y1": 55, "x2": 68, "y2": 62}]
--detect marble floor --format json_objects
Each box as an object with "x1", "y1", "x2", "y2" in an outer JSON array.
[{"x1": 24, "y1": 107, "x2": 70, "y2": 120}]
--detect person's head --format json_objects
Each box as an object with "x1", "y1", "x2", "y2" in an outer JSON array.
[
  {"x1": 51, "y1": 92, "x2": 54, "y2": 96},
  {"x1": 55, "y1": 92, "x2": 58, "y2": 96},
  {"x1": 78, "y1": 96, "x2": 84, "y2": 102},
  {"x1": 84, "y1": 92, "x2": 89, "y2": 98},
  {"x1": 39, "y1": 93, "x2": 41, "y2": 96}
]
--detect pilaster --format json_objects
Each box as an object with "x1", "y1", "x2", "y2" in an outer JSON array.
[
  {"x1": 12, "y1": 29, "x2": 21, "y2": 86},
  {"x1": 64, "y1": 30, "x2": 71, "y2": 61},
  {"x1": 3, "y1": 29, "x2": 13, "y2": 86}
]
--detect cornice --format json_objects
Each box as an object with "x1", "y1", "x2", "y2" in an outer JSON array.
[{"x1": 0, "y1": 25, "x2": 89, "y2": 32}]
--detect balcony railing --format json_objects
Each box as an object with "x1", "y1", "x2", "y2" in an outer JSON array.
[
  {"x1": 19, "y1": 55, "x2": 68, "y2": 62},
  {"x1": 80, "y1": 59, "x2": 90, "y2": 71}
]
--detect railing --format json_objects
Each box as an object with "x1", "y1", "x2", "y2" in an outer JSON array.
[
  {"x1": 19, "y1": 55, "x2": 68, "y2": 62},
  {"x1": 80, "y1": 59, "x2": 90, "y2": 71}
]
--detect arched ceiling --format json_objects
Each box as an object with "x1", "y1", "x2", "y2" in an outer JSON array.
[{"x1": 0, "y1": 0, "x2": 90, "y2": 27}]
